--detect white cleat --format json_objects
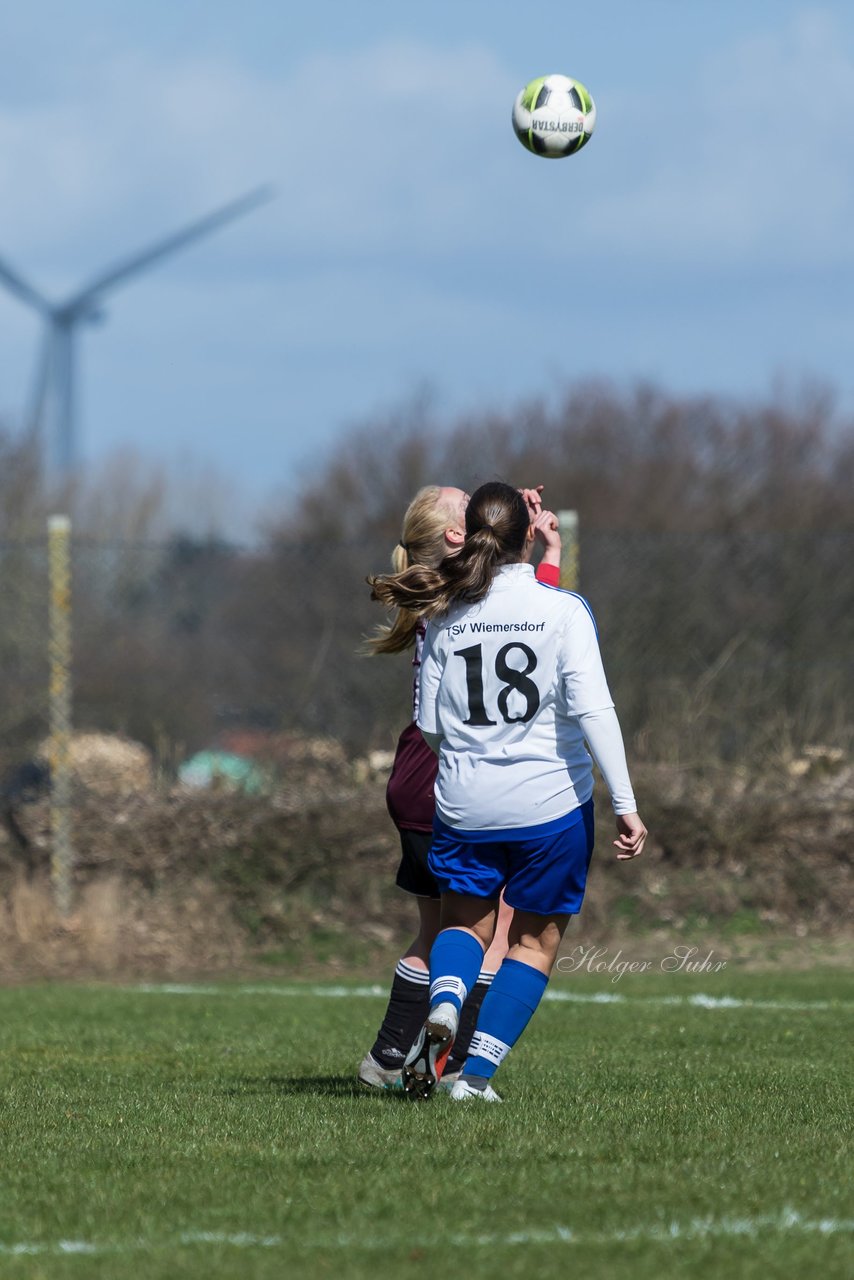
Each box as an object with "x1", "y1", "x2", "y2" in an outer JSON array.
[
  {"x1": 449, "y1": 1078, "x2": 503, "y2": 1103},
  {"x1": 402, "y1": 1002, "x2": 459, "y2": 1101},
  {"x1": 357, "y1": 1053, "x2": 403, "y2": 1090}
]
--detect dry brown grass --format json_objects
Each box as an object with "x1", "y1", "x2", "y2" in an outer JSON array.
[
  {"x1": 0, "y1": 869, "x2": 249, "y2": 980},
  {"x1": 0, "y1": 750, "x2": 851, "y2": 980}
]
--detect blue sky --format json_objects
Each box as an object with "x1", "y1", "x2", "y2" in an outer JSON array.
[{"x1": 1, "y1": 2, "x2": 852, "y2": 529}]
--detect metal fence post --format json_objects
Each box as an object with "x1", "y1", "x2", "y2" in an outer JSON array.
[
  {"x1": 48, "y1": 514, "x2": 73, "y2": 915},
  {"x1": 558, "y1": 510, "x2": 579, "y2": 591}
]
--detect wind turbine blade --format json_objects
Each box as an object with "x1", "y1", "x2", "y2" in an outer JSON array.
[
  {"x1": 0, "y1": 256, "x2": 50, "y2": 313},
  {"x1": 63, "y1": 185, "x2": 276, "y2": 314}
]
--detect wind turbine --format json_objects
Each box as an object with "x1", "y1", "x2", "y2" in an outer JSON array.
[{"x1": 0, "y1": 186, "x2": 274, "y2": 480}]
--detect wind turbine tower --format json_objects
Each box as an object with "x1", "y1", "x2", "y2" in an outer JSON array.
[{"x1": 0, "y1": 187, "x2": 274, "y2": 479}]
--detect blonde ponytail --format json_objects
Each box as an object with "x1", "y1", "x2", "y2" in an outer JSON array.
[{"x1": 366, "y1": 486, "x2": 454, "y2": 654}]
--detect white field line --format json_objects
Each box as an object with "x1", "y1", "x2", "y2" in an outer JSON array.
[
  {"x1": 0, "y1": 1209, "x2": 852, "y2": 1257},
  {"x1": 129, "y1": 982, "x2": 851, "y2": 1013}
]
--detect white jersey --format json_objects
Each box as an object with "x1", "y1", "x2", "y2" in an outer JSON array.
[{"x1": 417, "y1": 563, "x2": 636, "y2": 832}]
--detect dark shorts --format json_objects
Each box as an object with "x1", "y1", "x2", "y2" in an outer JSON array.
[
  {"x1": 428, "y1": 800, "x2": 595, "y2": 916},
  {"x1": 395, "y1": 828, "x2": 441, "y2": 900}
]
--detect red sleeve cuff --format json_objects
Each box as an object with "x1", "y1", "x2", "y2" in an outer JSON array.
[{"x1": 535, "y1": 561, "x2": 560, "y2": 587}]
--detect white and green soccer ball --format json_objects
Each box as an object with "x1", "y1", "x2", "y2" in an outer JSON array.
[{"x1": 512, "y1": 74, "x2": 596, "y2": 158}]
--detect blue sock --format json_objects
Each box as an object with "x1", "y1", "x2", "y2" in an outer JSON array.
[
  {"x1": 462, "y1": 957, "x2": 549, "y2": 1080},
  {"x1": 428, "y1": 928, "x2": 485, "y2": 1016}
]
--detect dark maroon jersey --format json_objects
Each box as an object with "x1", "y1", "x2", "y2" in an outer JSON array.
[{"x1": 386, "y1": 720, "x2": 437, "y2": 833}]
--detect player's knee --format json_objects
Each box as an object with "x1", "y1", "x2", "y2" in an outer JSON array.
[{"x1": 509, "y1": 914, "x2": 567, "y2": 961}]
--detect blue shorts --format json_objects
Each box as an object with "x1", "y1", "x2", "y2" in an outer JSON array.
[{"x1": 428, "y1": 800, "x2": 595, "y2": 917}]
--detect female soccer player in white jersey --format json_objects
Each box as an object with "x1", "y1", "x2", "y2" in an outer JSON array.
[
  {"x1": 369, "y1": 481, "x2": 647, "y2": 1101},
  {"x1": 358, "y1": 484, "x2": 561, "y2": 1090}
]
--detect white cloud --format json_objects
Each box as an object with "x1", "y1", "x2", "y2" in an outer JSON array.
[
  {"x1": 586, "y1": 8, "x2": 854, "y2": 266},
  {"x1": 1, "y1": 13, "x2": 851, "y2": 286},
  {"x1": 1, "y1": 11, "x2": 852, "y2": 491},
  {"x1": 0, "y1": 38, "x2": 518, "y2": 282}
]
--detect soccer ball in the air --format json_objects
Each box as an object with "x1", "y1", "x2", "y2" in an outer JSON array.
[{"x1": 512, "y1": 74, "x2": 596, "y2": 158}]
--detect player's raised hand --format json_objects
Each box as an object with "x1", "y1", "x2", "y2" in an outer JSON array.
[
  {"x1": 519, "y1": 485, "x2": 544, "y2": 522},
  {"x1": 532, "y1": 508, "x2": 560, "y2": 551},
  {"x1": 613, "y1": 812, "x2": 647, "y2": 860}
]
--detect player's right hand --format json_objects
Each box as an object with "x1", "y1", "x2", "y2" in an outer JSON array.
[{"x1": 613, "y1": 812, "x2": 647, "y2": 860}]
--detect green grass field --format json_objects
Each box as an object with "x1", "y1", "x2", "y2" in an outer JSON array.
[{"x1": 0, "y1": 967, "x2": 851, "y2": 1279}]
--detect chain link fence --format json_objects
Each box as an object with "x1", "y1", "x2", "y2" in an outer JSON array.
[
  {"x1": 1, "y1": 529, "x2": 852, "y2": 777},
  {"x1": 0, "y1": 537, "x2": 50, "y2": 758}
]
